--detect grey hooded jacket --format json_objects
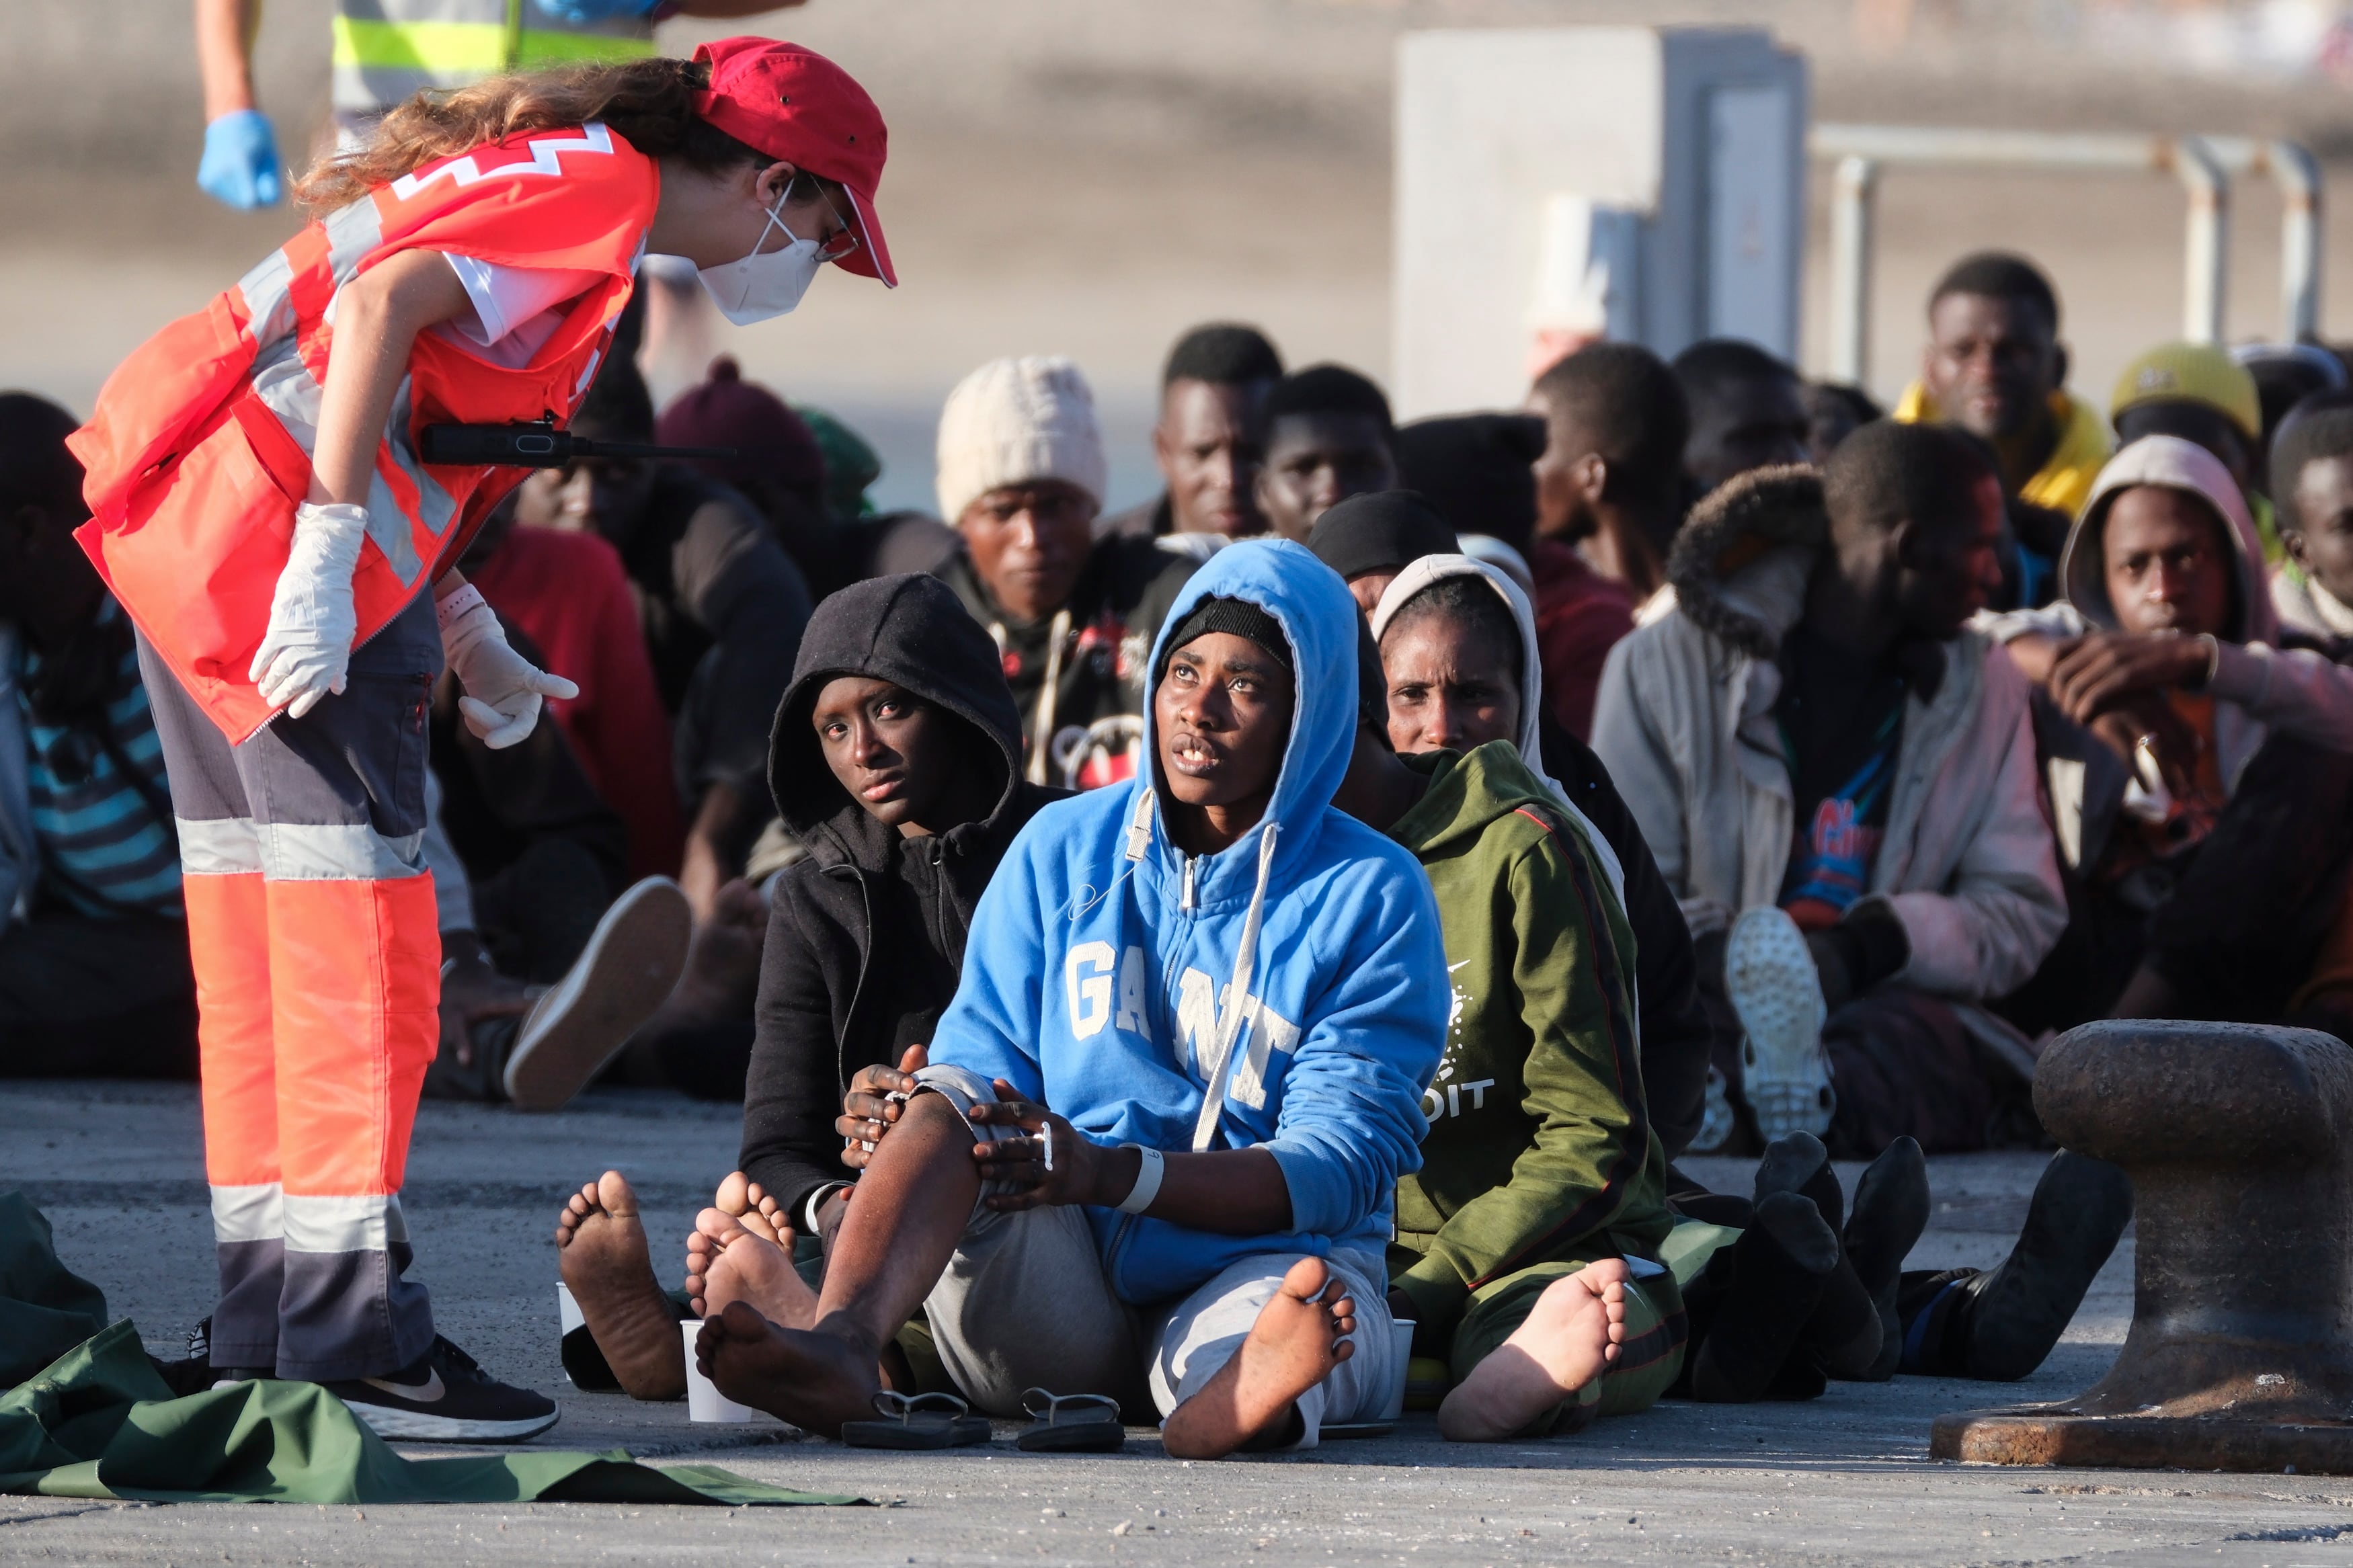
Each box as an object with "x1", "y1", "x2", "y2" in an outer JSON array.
[{"x1": 1592, "y1": 466, "x2": 2066, "y2": 1003}]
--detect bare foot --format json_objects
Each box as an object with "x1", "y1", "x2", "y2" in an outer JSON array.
[
  {"x1": 1437, "y1": 1259, "x2": 1630, "y2": 1442},
  {"x1": 696, "y1": 1299, "x2": 883, "y2": 1438},
  {"x1": 554, "y1": 1169, "x2": 686, "y2": 1401},
  {"x1": 1162, "y1": 1257, "x2": 1356, "y2": 1460},
  {"x1": 684, "y1": 1207, "x2": 817, "y2": 1327},
  {"x1": 712, "y1": 1171, "x2": 790, "y2": 1246}
]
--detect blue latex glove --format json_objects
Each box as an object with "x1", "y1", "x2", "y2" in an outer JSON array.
[
  {"x1": 530, "y1": 0, "x2": 659, "y2": 21},
  {"x1": 198, "y1": 109, "x2": 282, "y2": 210}
]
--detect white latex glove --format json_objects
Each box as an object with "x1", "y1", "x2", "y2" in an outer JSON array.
[
  {"x1": 250, "y1": 501, "x2": 368, "y2": 718},
  {"x1": 437, "y1": 583, "x2": 580, "y2": 749}
]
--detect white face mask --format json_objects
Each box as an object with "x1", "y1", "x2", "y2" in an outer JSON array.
[{"x1": 696, "y1": 190, "x2": 824, "y2": 326}]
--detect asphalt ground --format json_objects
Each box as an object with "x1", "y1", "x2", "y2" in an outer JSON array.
[{"x1": 5, "y1": 1080, "x2": 2349, "y2": 1565}]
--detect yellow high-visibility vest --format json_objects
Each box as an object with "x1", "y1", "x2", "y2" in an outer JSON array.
[{"x1": 331, "y1": 0, "x2": 657, "y2": 116}]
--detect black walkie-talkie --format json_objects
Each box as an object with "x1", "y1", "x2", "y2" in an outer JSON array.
[{"x1": 417, "y1": 417, "x2": 736, "y2": 468}]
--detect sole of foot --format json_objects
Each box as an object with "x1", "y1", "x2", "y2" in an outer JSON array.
[
  {"x1": 1847, "y1": 1137, "x2": 1931, "y2": 1381},
  {"x1": 1437, "y1": 1259, "x2": 1628, "y2": 1442},
  {"x1": 685, "y1": 1207, "x2": 816, "y2": 1326},
  {"x1": 506, "y1": 877, "x2": 693, "y2": 1112},
  {"x1": 554, "y1": 1169, "x2": 686, "y2": 1401},
  {"x1": 1162, "y1": 1257, "x2": 1356, "y2": 1460},
  {"x1": 1966, "y1": 1149, "x2": 2134, "y2": 1382},
  {"x1": 711, "y1": 1171, "x2": 791, "y2": 1247},
  {"x1": 697, "y1": 1299, "x2": 883, "y2": 1438},
  {"x1": 1726, "y1": 907, "x2": 1834, "y2": 1142}
]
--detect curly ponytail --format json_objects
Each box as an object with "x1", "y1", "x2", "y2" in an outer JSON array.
[{"x1": 292, "y1": 55, "x2": 772, "y2": 212}]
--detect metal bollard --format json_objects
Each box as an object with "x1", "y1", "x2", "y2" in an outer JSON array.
[{"x1": 1932, "y1": 1020, "x2": 2353, "y2": 1474}]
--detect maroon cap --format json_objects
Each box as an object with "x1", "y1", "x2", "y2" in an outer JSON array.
[
  {"x1": 692, "y1": 37, "x2": 895, "y2": 288},
  {"x1": 656, "y1": 356, "x2": 825, "y2": 504}
]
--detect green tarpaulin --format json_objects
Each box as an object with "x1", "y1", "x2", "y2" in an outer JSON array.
[{"x1": 0, "y1": 1192, "x2": 862, "y2": 1508}]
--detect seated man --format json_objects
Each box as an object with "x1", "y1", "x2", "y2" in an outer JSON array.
[
  {"x1": 463, "y1": 497, "x2": 684, "y2": 882},
  {"x1": 1895, "y1": 252, "x2": 2112, "y2": 606},
  {"x1": 1593, "y1": 420, "x2": 2067, "y2": 1157},
  {"x1": 1670, "y1": 339, "x2": 1812, "y2": 500},
  {"x1": 657, "y1": 356, "x2": 853, "y2": 599},
  {"x1": 553, "y1": 573, "x2": 1063, "y2": 1398},
  {"x1": 689, "y1": 542, "x2": 1458, "y2": 1457},
  {"x1": 1801, "y1": 382, "x2": 1882, "y2": 464},
  {"x1": 1102, "y1": 323, "x2": 1285, "y2": 547},
  {"x1": 1527, "y1": 341, "x2": 1690, "y2": 623},
  {"x1": 935, "y1": 356, "x2": 1196, "y2": 790},
  {"x1": 2272, "y1": 390, "x2": 2353, "y2": 656},
  {"x1": 2107, "y1": 343, "x2": 2263, "y2": 503},
  {"x1": 0, "y1": 392, "x2": 195, "y2": 1075},
  {"x1": 1254, "y1": 365, "x2": 1402, "y2": 542},
  {"x1": 516, "y1": 356, "x2": 811, "y2": 920},
  {"x1": 1330, "y1": 596, "x2": 1679, "y2": 1440},
  {"x1": 1986, "y1": 434, "x2": 2353, "y2": 1036},
  {"x1": 1398, "y1": 409, "x2": 1631, "y2": 739}
]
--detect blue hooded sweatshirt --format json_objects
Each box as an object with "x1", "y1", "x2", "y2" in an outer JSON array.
[{"x1": 928, "y1": 540, "x2": 1449, "y2": 1305}]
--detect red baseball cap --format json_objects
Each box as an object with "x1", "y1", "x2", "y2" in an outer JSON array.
[{"x1": 692, "y1": 37, "x2": 895, "y2": 288}]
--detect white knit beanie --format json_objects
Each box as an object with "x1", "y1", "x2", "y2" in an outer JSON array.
[{"x1": 934, "y1": 356, "x2": 1108, "y2": 525}]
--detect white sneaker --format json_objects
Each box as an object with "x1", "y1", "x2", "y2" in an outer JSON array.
[
  {"x1": 1726, "y1": 906, "x2": 1835, "y2": 1141},
  {"x1": 502, "y1": 876, "x2": 692, "y2": 1112}
]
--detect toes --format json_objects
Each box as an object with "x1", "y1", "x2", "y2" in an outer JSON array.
[
  {"x1": 1278, "y1": 1255, "x2": 1332, "y2": 1302},
  {"x1": 714, "y1": 1171, "x2": 751, "y2": 1215},
  {"x1": 596, "y1": 1169, "x2": 637, "y2": 1217}
]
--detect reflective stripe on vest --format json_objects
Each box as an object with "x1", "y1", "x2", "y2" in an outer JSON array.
[
  {"x1": 331, "y1": 0, "x2": 655, "y2": 116},
  {"x1": 234, "y1": 196, "x2": 455, "y2": 591}
]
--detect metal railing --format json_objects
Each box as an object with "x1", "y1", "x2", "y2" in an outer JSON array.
[{"x1": 1810, "y1": 123, "x2": 2322, "y2": 386}]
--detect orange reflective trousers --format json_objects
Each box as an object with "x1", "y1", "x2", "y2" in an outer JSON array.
[{"x1": 137, "y1": 593, "x2": 441, "y2": 1380}]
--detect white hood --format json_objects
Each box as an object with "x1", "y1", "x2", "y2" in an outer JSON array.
[{"x1": 1371, "y1": 552, "x2": 1627, "y2": 906}]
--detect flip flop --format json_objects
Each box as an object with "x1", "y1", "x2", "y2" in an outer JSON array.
[
  {"x1": 840, "y1": 1389, "x2": 993, "y2": 1450},
  {"x1": 1014, "y1": 1388, "x2": 1125, "y2": 1453}
]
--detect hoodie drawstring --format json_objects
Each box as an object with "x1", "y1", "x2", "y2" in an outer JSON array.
[
  {"x1": 1023, "y1": 608, "x2": 1074, "y2": 786},
  {"x1": 1189, "y1": 821, "x2": 1280, "y2": 1153}
]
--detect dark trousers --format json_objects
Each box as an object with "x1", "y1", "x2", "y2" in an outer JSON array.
[
  {"x1": 0, "y1": 907, "x2": 197, "y2": 1077},
  {"x1": 1699, "y1": 930, "x2": 2018, "y2": 1157},
  {"x1": 1999, "y1": 732, "x2": 2353, "y2": 1035}
]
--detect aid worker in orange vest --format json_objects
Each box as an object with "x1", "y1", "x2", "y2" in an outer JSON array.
[{"x1": 69, "y1": 37, "x2": 894, "y2": 1443}]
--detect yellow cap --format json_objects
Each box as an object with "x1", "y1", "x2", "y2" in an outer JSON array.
[{"x1": 2110, "y1": 342, "x2": 2261, "y2": 440}]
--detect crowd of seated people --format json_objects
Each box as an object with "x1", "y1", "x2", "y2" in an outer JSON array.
[{"x1": 20, "y1": 235, "x2": 2353, "y2": 1454}]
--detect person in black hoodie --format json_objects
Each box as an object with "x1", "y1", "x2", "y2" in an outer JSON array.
[{"x1": 552, "y1": 573, "x2": 1060, "y2": 1401}]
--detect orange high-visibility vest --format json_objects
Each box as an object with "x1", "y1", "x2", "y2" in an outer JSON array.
[{"x1": 70, "y1": 122, "x2": 658, "y2": 743}]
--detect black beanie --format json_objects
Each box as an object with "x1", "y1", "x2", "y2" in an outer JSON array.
[
  {"x1": 1162, "y1": 596, "x2": 1292, "y2": 673},
  {"x1": 1306, "y1": 489, "x2": 1460, "y2": 581},
  {"x1": 1394, "y1": 413, "x2": 1548, "y2": 556}
]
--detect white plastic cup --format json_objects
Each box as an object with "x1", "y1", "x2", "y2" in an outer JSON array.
[
  {"x1": 1382, "y1": 1319, "x2": 1416, "y2": 1421},
  {"x1": 681, "y1": 1318, "x2": 763, "y2": 1423},
  {"x1": 557, "y1": 1281, "x2": 585, "y2": 1337}
]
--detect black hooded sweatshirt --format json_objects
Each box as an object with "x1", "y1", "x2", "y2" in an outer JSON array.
[{"x1": 737, "y1": 573, "x2": 1065, "y2": 1223}]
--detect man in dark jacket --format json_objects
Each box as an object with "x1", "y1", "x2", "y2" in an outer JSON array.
[{"x1": 551, "y1": 574, "x2": 1059, "y2": 1401}]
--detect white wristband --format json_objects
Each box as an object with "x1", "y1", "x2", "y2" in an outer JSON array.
[{"x1": 1117, "y1": 1144, "x2": 1165, "y2": 1215}]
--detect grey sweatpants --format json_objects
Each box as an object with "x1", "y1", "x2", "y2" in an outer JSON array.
[{"x1": 914, "y1": 1065, "x2": 1397, "y2": 1449}]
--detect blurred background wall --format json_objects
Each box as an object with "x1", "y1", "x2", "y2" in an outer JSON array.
[{"x1": 12, "y1": 0, "x2": 2353, "y2": 512}]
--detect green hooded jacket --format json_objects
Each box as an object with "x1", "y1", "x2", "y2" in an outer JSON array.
[{"x1": 1385, "y1": 742, "x2": 1673, "y2": 1337}]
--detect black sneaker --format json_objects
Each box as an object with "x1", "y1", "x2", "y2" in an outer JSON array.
[{"x1": 326, "y1": 1337, "x2": 559, "y2": 1442}]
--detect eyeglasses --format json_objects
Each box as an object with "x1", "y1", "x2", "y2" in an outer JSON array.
[{"x1": 789, "y1": 173, "x2": 861, "y2": 263}]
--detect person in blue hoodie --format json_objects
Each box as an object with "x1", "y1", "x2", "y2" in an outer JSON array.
[{"x1": 694, "y1": 540, "x2": 1460, "y2": 1456}]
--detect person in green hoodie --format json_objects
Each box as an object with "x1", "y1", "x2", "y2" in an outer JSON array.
[{"x1": 1331, "y1": 581, "x2": 1681, "y2": 1442}]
